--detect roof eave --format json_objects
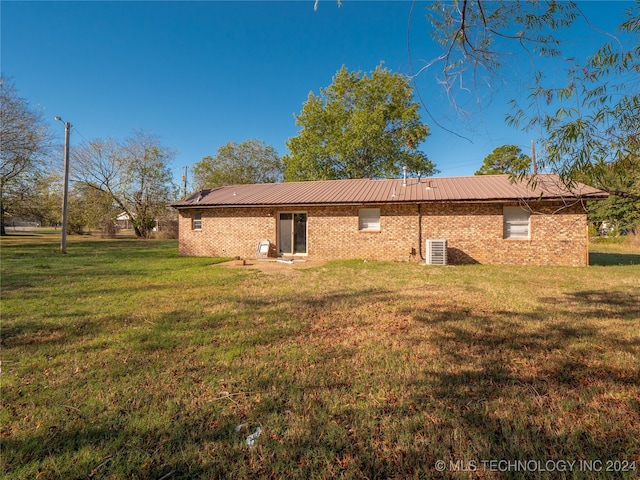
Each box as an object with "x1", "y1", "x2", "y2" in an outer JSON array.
[{"x1": 171, "y1": 195, "x2": 607, "y2": 209}]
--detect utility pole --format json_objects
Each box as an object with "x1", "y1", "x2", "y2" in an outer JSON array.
[
  {"x1": 182, "y1": 166, "x2": 188, "y2": 199},
  {"x1": 55, "y1": 117, "x2": 71, "y2": 254},
  {"x1": 531, "y1": 140, "x2": 538, "y2": 175}
]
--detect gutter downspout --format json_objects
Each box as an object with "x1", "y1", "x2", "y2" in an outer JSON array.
[
  {"x1": 586, "y1": 222, "x2": 590, "y2": 266},
  {"x1": 417, "y1": 203, "x2": 424, "y2": 261}
]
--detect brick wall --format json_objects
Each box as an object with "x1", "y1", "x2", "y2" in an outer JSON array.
[
  {"x1": 178, "y1": 207, "x2": 276, "y2": 257},
  {"x1": 177, "y1": 201, "x2": 588, "y2": 266},
  {"x1": 308, "y1": 204, "x2": 419, "y2": 262},
  {"x1": 422, "y1": 202, "x2": 588, "y2": 266}
]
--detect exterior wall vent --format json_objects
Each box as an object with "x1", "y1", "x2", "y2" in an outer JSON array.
[{"x1": 425, "y1": 239, "x2": 447, "y2": 265}]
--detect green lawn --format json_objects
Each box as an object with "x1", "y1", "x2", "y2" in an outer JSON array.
[{"x1": 1, "y1": 234, "x2": 639, "y2": 479}]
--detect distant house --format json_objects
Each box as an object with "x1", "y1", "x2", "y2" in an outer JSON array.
[
  {"x1": 116, "y1": 212, "x2": 133, "y2": 230},
  {"x1": 170, "y1": 174, "x2": 607, "y2": 266}
]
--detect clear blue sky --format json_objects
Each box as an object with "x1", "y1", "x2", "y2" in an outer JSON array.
[{"x1": 1, "y1": 0, "x2": 633, "y2": 188}]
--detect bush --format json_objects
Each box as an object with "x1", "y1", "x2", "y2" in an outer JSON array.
[
  {"x1": 153, "y1": 218, "x2": 178, "y2": 239},
  {"x1": 66, "y1": 221, "x2": 85, "y2": 235},
  {"x1": 100, "y1": 220, "x2": 120, "y2": 238}
]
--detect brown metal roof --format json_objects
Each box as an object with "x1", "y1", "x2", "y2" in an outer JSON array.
[{"x1": 171, "y1": 174, "x2": 608, "y2": 208}]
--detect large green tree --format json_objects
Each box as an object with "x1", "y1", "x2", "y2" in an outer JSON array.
[
  {"x1": 192, "y1": 139, "x2": 283, "y2": 191},
  {"x1": 475, "y1": 145, "x2": 532, "y2": 176},
  {"x1": 584, "y1": 154, "x2": 640, "y2": 234},
  {"x1": 284, "y1": 65, "x2": 436, "y2": 181},
  {"x1": 0, "y1": 78, "x2": 51, "y2": 235},
  {"x1": 72, "y1": 131, "x2": 177, "y2": 238}
]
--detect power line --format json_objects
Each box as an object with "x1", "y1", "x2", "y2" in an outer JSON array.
[{"x1": 69, "y1": 125, "x2": 91, "y2": 144}]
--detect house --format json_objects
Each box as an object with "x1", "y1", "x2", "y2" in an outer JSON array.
[
  {"x1": 170, "y1": 174, "x2": 607, "y2": 266},
  {"x1": 115, "y1": 212, "x2": 133, "y2": 230}
]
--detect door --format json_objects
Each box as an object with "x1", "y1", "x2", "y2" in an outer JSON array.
[{"x1": 278, "y1": 212, "x2": 307, "y2": 255}]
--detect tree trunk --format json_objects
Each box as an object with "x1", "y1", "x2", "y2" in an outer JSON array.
[{"x1": 0, "y1": 184, "x2": 6, "y2": 236}]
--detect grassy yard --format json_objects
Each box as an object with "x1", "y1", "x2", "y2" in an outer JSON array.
[{"x1": 1, "y1": 234, "x2": 639, "y2": 479}]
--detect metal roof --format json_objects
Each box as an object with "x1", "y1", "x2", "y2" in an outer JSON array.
[{"x1": 171, "y1": 174, "x2": 608, "y2": 208}]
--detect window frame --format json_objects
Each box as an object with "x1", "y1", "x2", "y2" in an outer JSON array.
[
  {"x1": 278, "y1": 211, "x2": 308, "y2": 255},
  {"x1": 192, "y1": 210, "x2": 202, "y2": 231},
  {"x1": 503, "y1": 206, "x2": 530, "y2": 240},
  {"x1": 359, "y1": 207, "x2": 381, "y2": 232}
]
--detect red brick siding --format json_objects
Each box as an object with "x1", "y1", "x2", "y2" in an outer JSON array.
[
  {"x1": 178, "y1": 207, "x2": 276, "y2": 257},
  {"x1": 422, "y1": 202, "x2": 587, "y2": 266},
  {"x1": 308, "y1": 204, "x2": 418, "y2": 262},
  {"x1": 177, "y1": 202, "x2": 588, "y2": 266}
]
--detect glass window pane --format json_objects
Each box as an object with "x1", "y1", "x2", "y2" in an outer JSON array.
[
  {"x1": 294, "y1": 213, "x2": 307, "y2": 254},
  {"x1": 503, "y1": 206, "x2": 530, "y2": 239},
  {"x1": 359, "y1": 208, "x2": 380, "y2": 231},
  {"x1": 192, "y1": 211, "x2": 202, "y2": 230},
  {"x1": 279, "y1": 213, "x2": 292, "y2": 254}
]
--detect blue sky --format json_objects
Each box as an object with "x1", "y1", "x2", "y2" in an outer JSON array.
[{"x1": 1, "y1": 1, "x2": 633, "y2": 189}]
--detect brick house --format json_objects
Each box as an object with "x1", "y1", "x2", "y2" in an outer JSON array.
[{"x1": 170, "y1": 174, "x2": 607, "y2": 266}]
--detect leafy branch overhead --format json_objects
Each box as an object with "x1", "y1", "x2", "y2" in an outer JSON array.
[
  {"x1": 284, "y1": 65, "x2": 437, "y2": 181},
  {"x1": 424, "y1": 1, "x2": 580, "y2": 110},
  {"x1": 424, "y1": 0, "x2": 639, "y2": 212}
]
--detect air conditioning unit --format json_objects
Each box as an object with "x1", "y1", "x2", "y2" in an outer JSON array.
[{"x1": 425, "y1": 239, "x2": 447, "y2": 265}]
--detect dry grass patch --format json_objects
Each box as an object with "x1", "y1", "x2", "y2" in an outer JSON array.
[{"x1": 1, "y1": 236, "x2": 639, "y2": 479}]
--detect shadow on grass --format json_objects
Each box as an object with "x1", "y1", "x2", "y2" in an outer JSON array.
[
  {"x1": 408, "y1": 291, "x2": 639, "y2": 478},
  {"x1": 590, "y1": 251, "x2": 640, "y2": 266},
  {"x1": 0, "y1": 316, "x2": 101, "y2": 350},
  {"x1": 3, "y1": 266, "x2": 639, "y2": 479},
  {"x1": 564, "y1": 290, "x2": 640, "y2": 320},
  {"x1": 0, "y1": 412, "x2": 227, "y2": 479},
  {"x1": 0, "y1": 232, "x2": 40, "y2": 237}
]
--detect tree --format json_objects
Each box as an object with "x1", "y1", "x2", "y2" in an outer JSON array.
[
  {"x1": 67, "y1": 183, "x2": 120, "y2": 235},
  {"x1": 284, "y1": 64, "x2": 437, "y2": 181},
  {"x1": 72, "y1": 131, "x2": 177, "y2": 238},
  {"x1": 9, "y1": 171, "x2": 61, "y2": 228},
  {"x1": 0, "y1": 78, "x2": 50, "y2": 235},
  {"x1": 583, "y1": 154, "x2": 640, "y2": 234},
  {"x1": 475, "y1": 145, "x2": 532, "y2": 176},
  {"x1": 506, "y1": 4, "x2": 640, "y2": 198},
  {"x1": 423, "y1": 1, "x2": 581, "y2": 112},
  {"x1": 192, "y1": 139, "x2": 283, "y2": 191},
  {"x1": 421, "y1": 1, "x2": 639, "y2": 225}
]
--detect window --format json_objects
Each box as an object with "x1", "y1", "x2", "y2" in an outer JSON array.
[
  {"x1": 359, "y1": 208, "x2": 380, "y2": 231},
  {"x1": 192, "y1": 211, "x2": 202, "y2": 230},
  {"x1": 503, "y1": 206, "x2": 530, "y2": 239}
]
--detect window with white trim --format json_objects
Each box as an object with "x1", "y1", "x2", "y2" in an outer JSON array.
[
  {"x1": 192, "y1": 211, "x2": 202, "y2": 230},
  {"x1": 503, "y1": 206, "x2": 530, "y2": 239},
  {"x1": 359, "y1": 208, "x2": 380, "y2": 231}
]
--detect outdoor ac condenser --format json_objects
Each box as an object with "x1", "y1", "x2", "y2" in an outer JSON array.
[{"x1": 425, "y1": 239, "x2": 447, "y2": 265}]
